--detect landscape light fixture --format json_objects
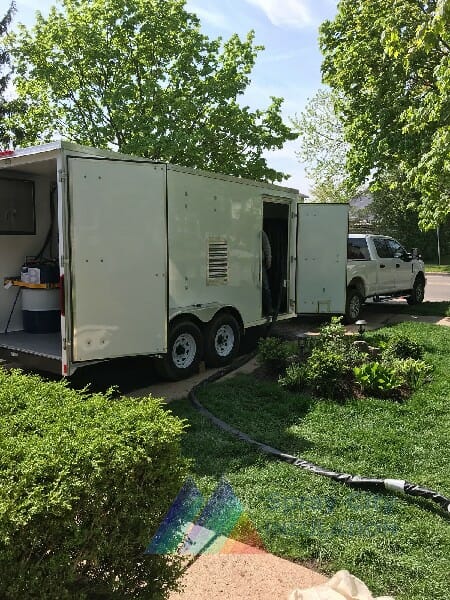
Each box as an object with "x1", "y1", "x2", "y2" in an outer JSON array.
[
  {"x1": 355, "y1": 319, "x2": 367, "y2": 336},
  {"x1": 296, "y1": 332, "x2": 307, "y2": 359}
]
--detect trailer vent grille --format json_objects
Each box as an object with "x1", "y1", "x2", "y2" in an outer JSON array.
[{"x1": 207, "y1": 239, "x2": 228, "y2": 284}]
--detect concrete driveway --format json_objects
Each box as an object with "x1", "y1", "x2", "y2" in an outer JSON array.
[{"x1": 425, "y1": 272, "x2": 450, "y2": 301}]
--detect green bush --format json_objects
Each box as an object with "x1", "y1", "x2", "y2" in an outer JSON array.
[
  {"x1": 382, "y1": 334, "x2": 425, "y2": 360},
  {"x1": 257, "y1": 337, "x2": 294, "y2": 374},
  {"x1": 390, "y1": 358, "x2": 433, "y2": 389},
  {"x1": 305, "y1": 347, "x2": 350, "y2": 399},
  {"x1": 316, "y1": 316, "x2": 347, "y2": 346},
  {"x1": 353, "y1": 361, "x2": 402, "y2": 396},
  {"x1": 278, "y1": 363, "x2": 307, "y2": 392},
  {"x1": 0, "y1": 368, "x2": 188, "y2": 599},
  {"x1": 315, "y1": 317, "x2": 367, "y2": 368}
]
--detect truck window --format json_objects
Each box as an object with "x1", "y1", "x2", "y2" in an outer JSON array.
[
  {"x1": 373, "y1": 238, "x2": 392, "y2": 259},
  {"x1": 386, "y1": 239, "x2": 406, "y2": 257},
  {"x1": 347, "y1": 238, "x2": 370, "y2": 260}
]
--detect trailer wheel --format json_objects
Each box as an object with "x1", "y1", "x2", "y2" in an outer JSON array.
[
  {"x1": 154, "y1": 320, "x2": 203, "y2": 381},
  {"x1": 407, "y1": 277, "x2": 425, "y2": 305},
  {"x1": 204, "y1": 313, "x2": 241, "y2": 368},
  {"x1": 344, "y1": 287, "x2": 363, "y2": 324}
]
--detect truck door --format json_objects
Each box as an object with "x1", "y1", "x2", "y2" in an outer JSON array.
[
  {"x1": 385, "y1": 238, "x2": 413, "y2": 291},
  {"x1": 371, "y1": 237, "x2": 397, "y2": 293},
  {"x1": 68, "y1": 158, "x2": 167, "y2": 362},
  {"x1": 296, "y1": 204, "x2": 348, "y2": 314}
]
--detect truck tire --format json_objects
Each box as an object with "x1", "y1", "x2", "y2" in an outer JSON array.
[
  {"x1": 407, "y1": 277, "x2": 425, "y2": 305},
  {"x1": 154, "y1": 320, "x2": 203, "y2": 381},
  {"x1": 344, "y1": 288, "x2": 363, "y2": 324},
  {"x1": 204, "y1": 313, "x2": 241, "y2": 368}
]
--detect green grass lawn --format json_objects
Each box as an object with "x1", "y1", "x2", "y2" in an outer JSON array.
[
  {"x1": 168, "y1": 322, "x2": 450, "y2": 600},
  {"x1": 426, "y1": 264, "x2": 450, "y2": 273},
  {"x1": 425, "y1": 257, "x2": 450, "y2": 273}
]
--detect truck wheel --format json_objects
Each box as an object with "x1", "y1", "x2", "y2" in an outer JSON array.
[
  {"x1": 344, "y1": 288, "x2": 363, "y2": 324},
  {"x1": 407, "y1": 278, "x2": 425, "y2": 305},
  {"x1": 204, "y1": 313, "x2": 241, "y2": 368},
  {"x1": 154, "y1": 320, "x2": 203, "y2": 381}
]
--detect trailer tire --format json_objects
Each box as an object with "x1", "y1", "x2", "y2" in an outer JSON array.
[
  {"x1": 406, "y1": 277, "x2": 425, "y2": 305},
  {"x1": 204, "y1": 313, "x2": 241, "y2": 368},
  {"x1": 344, "y1": 287, "x2": 363, "y2": 324},
  {"x1": 154, "y1": 320, "x2": 203, "y2": 381}
]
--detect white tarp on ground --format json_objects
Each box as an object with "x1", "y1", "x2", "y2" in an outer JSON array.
[{"x1": 289, "y1": 570, "x2": 394, "y2": 600}]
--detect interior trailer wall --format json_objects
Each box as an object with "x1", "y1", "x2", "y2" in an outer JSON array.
[{"x1": 0, "y1": 171, "x2": 58, "y2": 332}]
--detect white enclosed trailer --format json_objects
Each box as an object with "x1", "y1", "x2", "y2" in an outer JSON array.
[{"x1": 0, "y1": 142, "x2": 348, "y2": 378}]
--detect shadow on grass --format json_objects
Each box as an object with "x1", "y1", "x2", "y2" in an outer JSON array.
[{"x1": 170, "y1": 375, "x2": 316, "y2": 478}]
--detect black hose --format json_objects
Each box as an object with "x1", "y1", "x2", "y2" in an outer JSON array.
[
  {"x1": 4, "y1": 287, "x2": 21, "y2": 334},
  {"x1": 188, "y1": 354, "x2": 450, "y2": 515}
]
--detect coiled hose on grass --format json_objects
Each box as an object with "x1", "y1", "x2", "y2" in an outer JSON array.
[{"x1": 188, "y1": 344, "x2": 450, "y2": 515}]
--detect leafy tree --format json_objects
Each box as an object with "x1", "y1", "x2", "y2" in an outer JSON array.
[
  {"x1": 320, "y1": 0, "x2": 450, "y2": 229},
  {"x1": 7, "y1": 0, "x2": 296, "y2": 182},
  {"x1": 354, "y1": 172, "x2": 450, "y2": 261},
  {"x1": 0, "y1": 1, "x2": 22, "y2": 148},
  {"x1": 291, "y1": 88, "x2": 354, "y2": 203}
]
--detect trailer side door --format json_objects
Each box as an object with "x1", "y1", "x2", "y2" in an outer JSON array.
[
  {"x1": 296, "y1": 203, "x2": 348, "y2": 314},
  {"x1": 68, "y1": 158, "x2": 167, "y2": 362}
]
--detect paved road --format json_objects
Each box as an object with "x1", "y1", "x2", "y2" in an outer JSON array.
[{"x1": 425, "y1": 273, "x2": 450, "y2": 302}]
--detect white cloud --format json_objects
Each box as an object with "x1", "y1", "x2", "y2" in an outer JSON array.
[
  {"x1": 245, "y1": 0, "x2": 313, "y2": 28},
  {"x1": 186, "y1": 3, "x2": 231, "y2": 31}
]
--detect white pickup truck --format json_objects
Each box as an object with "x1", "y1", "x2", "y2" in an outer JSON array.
[{"x1": 345, "y1": 234, "x2": 426, "y2": 322}]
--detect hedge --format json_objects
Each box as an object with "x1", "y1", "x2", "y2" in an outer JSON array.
[{"x1": 0, "y1": 368, "x2": 188, "y2": 599}]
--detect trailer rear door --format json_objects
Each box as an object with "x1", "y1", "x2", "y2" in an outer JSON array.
[
  {"x1": 296, "y1": 204, "x2": 348, "y2": 314},
  {"x1": 68, "y1": 158, "x2": 167, "y2": 362}
]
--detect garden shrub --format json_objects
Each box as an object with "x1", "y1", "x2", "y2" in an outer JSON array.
[
  {"x1": 278, "y1": 363, "x2": 307, "y2": 392},
  {"x1": 389, "y1": 358, "x2": 433, "y2": 389},
  {"x1": 257, "y1": 337, "x2": 294, "y2": 374},
  {"x1": 382, "y1": 334, "x2": 425, "y2": 360},
  {"x1": 0, "y1": 368, "x2": 188, "y2": 599},
  {"x1": 305, "y1": 347, "x2": 350, "y2": 399},
  {"x1": 353, "y1": 362, "x2": 402, "y2": 396},
  {"x1": 315, "y1": 317, "x2": 367, "y2": 368},
  {"x1": 316, "y1": 316, "x2": 347, "y2": 347}
]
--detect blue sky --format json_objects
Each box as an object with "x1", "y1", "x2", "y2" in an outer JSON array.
[{"x1": 13, "y1": 0, "x2": 338, "y2": 193}]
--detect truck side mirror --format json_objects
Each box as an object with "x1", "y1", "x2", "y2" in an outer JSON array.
[
  {"x1": 395, "y1": 250, "x2": 412, "y2": 261},
  {"x1": 412, "y1": 248, "x2": 421, "y2": 259}
]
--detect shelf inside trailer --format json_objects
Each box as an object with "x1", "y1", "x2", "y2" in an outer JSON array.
[{"x1": 4, "y1": 278, "x2": 60, "y2": 289}]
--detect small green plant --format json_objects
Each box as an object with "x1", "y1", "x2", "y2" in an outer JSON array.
[
  {"x1": 353, "y1": 361, "x2": 402, "y2": 396},
  {"x1": 317, "y1": 316, "x2": 347, "y2": 344},
  {"x1": 257, "y1": 337, "x2": 294, "y2": 374},
  {"x1": 316, "y1": 316, "x2": 366, "y2": 368},
  {"x1": 390, "y1": 358, "x2": 433, "y2": 389},
  {"x1": 382, "y1": 335, "x2": 425, "y2": 360},
  {"x1": 278, "y1": 363, "x2": 307, "y2": 392},
  {"x1": 306, "y1": 347, "x2": 350, "y2": 399}
]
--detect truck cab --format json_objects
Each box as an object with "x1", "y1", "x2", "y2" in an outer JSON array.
[{"x1": 346, "y1": 233, "x2": 426, "y2": 322}]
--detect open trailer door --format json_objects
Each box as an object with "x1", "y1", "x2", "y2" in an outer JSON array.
[
  {"x1": 296, "y1": 203, "x2": 348, "y2": 314},
  {"x1": 67, "y1": 158, "x2": 167, "y2": 362}
]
